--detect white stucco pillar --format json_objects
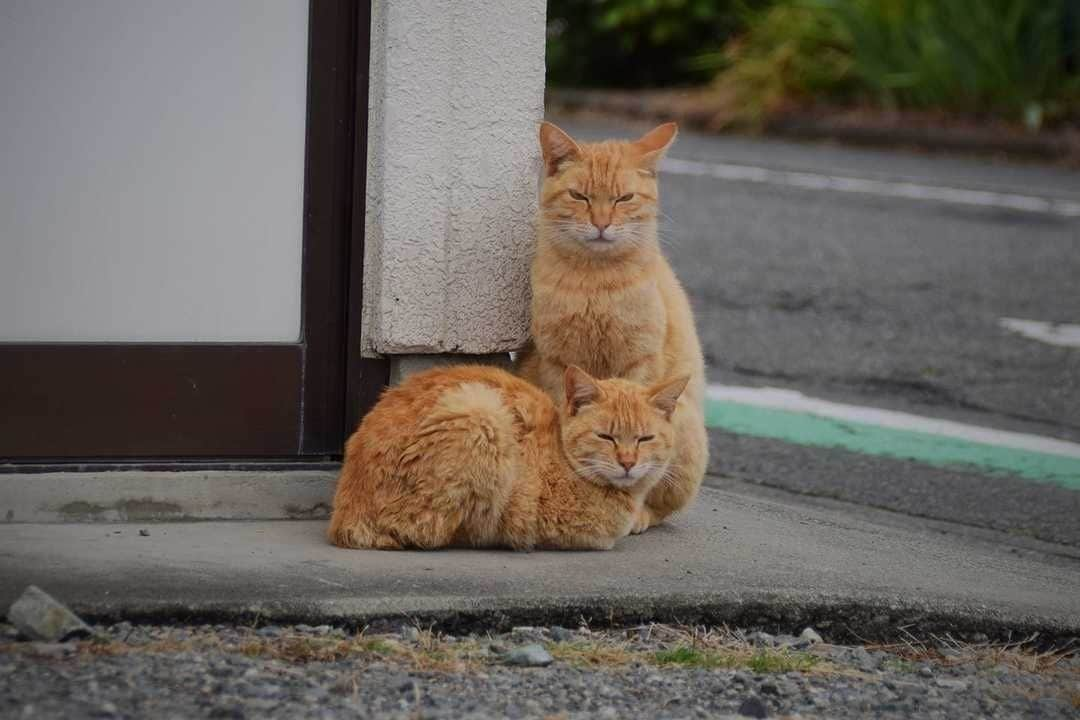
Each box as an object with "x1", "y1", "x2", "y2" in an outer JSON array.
[{"x1": 362, "y1": 0, "x2": 546, "y2": 358}]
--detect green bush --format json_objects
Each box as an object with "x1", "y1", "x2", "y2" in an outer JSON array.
[
  {"x1": 716, "y1": 0, "x2": 1080, "y2": 126},
  {"x1": 546, "y1": 0, "x2": 772, "y2": 88}
]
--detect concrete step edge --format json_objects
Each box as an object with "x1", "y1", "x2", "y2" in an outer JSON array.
[{"x1": 1, "y1": 469, "x2": 337, "y2": 523}]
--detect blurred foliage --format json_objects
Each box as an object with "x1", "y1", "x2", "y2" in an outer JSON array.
[
  {"x1": 546, "y1": 0, "x2": 771, "y2": 88},
  {"x1": 713, "y1": 0, "x2": 1080, "y2": 126}
]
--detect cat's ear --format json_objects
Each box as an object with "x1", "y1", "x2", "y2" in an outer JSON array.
[
  {"x1": 539, "y1": 122, "x2": 582, "y2": 177},
  {"x1": 648, "y1": 374, "x2": 689, "y2": 420},
  {"x1": 634, "y1": 122, "x2": 678, "y2": 174},
  {"x1": 564, "y1": 365, "x2": 603, "y2": 415}
]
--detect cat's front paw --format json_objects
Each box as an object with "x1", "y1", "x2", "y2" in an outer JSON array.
[{"x1": 630, "y1": 508, "x2": 652, "y2": 535}]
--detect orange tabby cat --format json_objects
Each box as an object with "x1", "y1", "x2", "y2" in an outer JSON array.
[
  {"x1": 328, "y1": 364, "x2": 688, "y2": 551},
  {"x1": 516, "y1": 121, "x2": 707, "y2": 533}
]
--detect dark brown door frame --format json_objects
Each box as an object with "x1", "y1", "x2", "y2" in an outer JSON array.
[{"x1": 0, "y1": 0, "x2": 387, "y2": 462}]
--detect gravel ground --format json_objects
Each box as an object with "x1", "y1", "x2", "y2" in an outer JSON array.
[{"x1": 1, "y1": 622, "x2": 1077, "y2": 719}]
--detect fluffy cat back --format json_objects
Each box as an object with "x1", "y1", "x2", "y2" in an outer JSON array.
[{"x1": 328, "y1": 366, "x2": 548, "y2": 550}]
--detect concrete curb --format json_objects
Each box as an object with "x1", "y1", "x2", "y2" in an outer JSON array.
[
  {"x1": 0, "y1": 469, "x2": 336, "y2": 523},
  {"x1": 547, "y1": 89, "x2": 1077, "y2": 162},
  {"x1": 53, "y1": 591, "x2": 1080, "y2": 648}
]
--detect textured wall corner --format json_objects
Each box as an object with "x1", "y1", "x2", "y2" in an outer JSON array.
[{"x1": 363, "y1": 0, "x2": 546, "y2": 356}]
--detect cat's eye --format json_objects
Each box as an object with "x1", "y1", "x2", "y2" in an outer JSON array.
[
  {"x1": 615, "y1": 193, "x2": 635, "y2": 203},
  {"x1": 568, "y1": 190, "x2": 589, "y2": 203},
  {"x1": 595, "y1": 433, "x2": 616, "y2": 443},
  {"x1": 637, "y1": 435, "x2": 655, "y2": 444}
]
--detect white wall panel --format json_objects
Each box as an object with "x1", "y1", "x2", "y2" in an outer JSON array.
[{"x1": 0, "y1": 0, "x2": 308, "y2": 341}]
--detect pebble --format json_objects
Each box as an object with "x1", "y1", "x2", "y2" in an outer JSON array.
[
  {"x1": 7, "y1": 586, "x2": 92, "y2": 642},
  {"x1": 737, "y1": 696, "x2": 769, "y2": 718},
  {"x1": 746, "y1": 631, "x2": 775, "y2": 647},
  {"x1": 501, "y1": 643, "x2": 553, "y2": 667},
  {"x1": 28, "y1": 642, "x2": 76, "y2": 659},
  {"x1": 799, "y1": 627, "x2": 823, "y2": 645},
  {"x1": 510, "y1": 626, "x2": 545, "y2": 643},
  {"x1": 549, "y1": 626, "x2": 574, "y2": 642}
]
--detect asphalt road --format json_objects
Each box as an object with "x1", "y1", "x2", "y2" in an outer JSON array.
[{"x1": 552, "y1": 115, "x2": 1080, "y2": 548}]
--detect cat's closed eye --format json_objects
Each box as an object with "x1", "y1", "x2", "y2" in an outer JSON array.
[
  {"x1": 637, "y1": 435, "x2": 655, "y2": 444},
  {"x1": 568, "y1": 190, "x2": 589, "y2": 203},
  {"x1": 615, "y1": 193, "x2": 634, "y2": 203},
  {"x1": 595, "y1": 433, "x2": 615, "y2": 443}
]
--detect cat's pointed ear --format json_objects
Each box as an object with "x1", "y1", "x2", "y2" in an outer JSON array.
[
  {"x1": 539, "y1": 122, "x2": 582, "y2": 177},
  {"x1": 634, "y1": 122, "x2": 678, "y2": 174},
  {"x1": 564, "y1": 365, "x2": 603, "y2": 415},
  {"x1": 648, "y1": 374, "x2": 689, "y2": 420}
]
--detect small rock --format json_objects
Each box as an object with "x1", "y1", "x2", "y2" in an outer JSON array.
[
  {"x1": 138, "y1": 529, "x2": 150, "y2": 537},
  {"x1": 511, "y1": 626, "x2": 545, "y2": 642},
  {"x1": 6, "y1": 586, "x2": 92, "y2": 642},
  {"x1": 597, "y1": 707, "x2": 618, "y2": 720},
  {"x1": 759, "y1": 682, "x2": 780, "y2": 696},
  {"x1": 99, "y1": 701, "x2": 118, "y2": 715},
  {"x1": 401, "y1": 626, "x2": 421, "y2": 643},
  {"x1": 969, "y1": 632, "x2": 989, "y2": 643},
  {"x1": 747, "y1": 631, "x2": 775, "y2": 647},
  {"x1": 918, "y1": 664, "x2": 934, "y2": 678},
  {"x1": 799, "y1": 627, "x2": 823, "y2": 645},
  {"x1": 29, "y1": 642, "x2": 77, "y2": 659},
  {"x1": 549, "y1": 626, "x2": 574, "y2": 642},
  {"x1": 737, "y1": 696, "x2": 769, "y2": 718},
  {"x1": 255, "y1": 626, "x2": 281, "y2": 638},
  {"x1": 935, "y1": 678, "x2": 968, "y2": 691},
  {"x1": 848, "y1": 646, "x2": 878, "y2": 673},
  {"x1": 502, "y1": 643, "x2": 553, "y2": 667},
  {"x1": 772, "y1": 634, "x2": 799, "y2": 648},
  {"x1": 312, "y1": 625, "x2": 331, "y2": 636}
]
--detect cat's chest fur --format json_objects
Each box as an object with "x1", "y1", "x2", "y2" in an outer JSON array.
[{"x1": 533, "y1": 275, "x2": 666, "y2": 378}]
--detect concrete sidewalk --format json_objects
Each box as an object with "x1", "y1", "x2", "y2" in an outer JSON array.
[{"x1": 2, "y1": 487, "x2": 1077, "y2": 641}]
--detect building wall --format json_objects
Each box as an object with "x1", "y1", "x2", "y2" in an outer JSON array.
[
  {"x1": 0, "y1": 0, "x2": 308, "y2": 342},
  {"x1": 362, "y1": 0, "x2": 547, "y2": 356}
]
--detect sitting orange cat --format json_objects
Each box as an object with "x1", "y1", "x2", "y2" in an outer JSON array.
[
  {"x1": 328, "y1": 365, "x2": 687, "y2": 551},
  {"x1": 517, "y1": 121, "x2": 708, "y2": 533}
]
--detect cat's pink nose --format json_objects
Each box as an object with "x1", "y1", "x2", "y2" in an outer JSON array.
[
  {"x1": 594, "y1": 222, "x2": 609, "y2": 235},
  {"x1": 619, "y1": 459, "x2": 635, "y2": 473}
]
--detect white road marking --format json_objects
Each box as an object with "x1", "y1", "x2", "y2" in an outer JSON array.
[
  {"x1": 707, "y1": 384, "x2": 1080, "y2": 459},
  {"x1": 662, "y1": 157, "x2": 1080, "y2": 218},
  {"x1": 999, "y1": 318, "x2": 1080, "y2": 348}
]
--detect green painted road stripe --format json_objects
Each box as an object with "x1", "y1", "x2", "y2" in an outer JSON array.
[{"x1": 705, "y1": 398, "x2": 1080, "y2": 490}]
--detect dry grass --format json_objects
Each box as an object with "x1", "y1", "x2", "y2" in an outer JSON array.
[
  {"x1": 549, "y1": 640, "x2": 637, "y2": 668},
  {"x1": 551, "y1": 624, "x2": 819, "y2": 674},
  {"x1": 865, "y1": 631, "x2": 1078, "y2": 677},
  {"x1": 4, "y1": 623, "x2": 1074, "y2": 682}
]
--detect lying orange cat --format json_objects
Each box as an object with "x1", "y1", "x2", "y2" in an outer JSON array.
[{"x1": 328, "y1": 365, "x2": 687, "y2": 551}]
